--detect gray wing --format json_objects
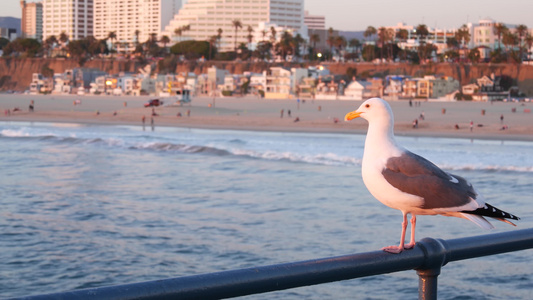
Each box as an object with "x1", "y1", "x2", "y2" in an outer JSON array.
[{"x1": 382, "y1": 151, "x2": 478, "y2": 210}]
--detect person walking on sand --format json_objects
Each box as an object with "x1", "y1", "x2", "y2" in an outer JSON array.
[
  {"x1": 142, "y1": 115, "x2": 146, "y2": 130},
  {"x1": 280, "y1": 109, "x2": 284, "y2": 118},
  {"x1": 288, "y1": 109, "x2": 291, "y2": 117},
  {"x1": 500, "y1": 114, "x2": 504, "y2": 124},
  {"x1": 470, "y1": 120, "x2": 474, "y2": 132}
]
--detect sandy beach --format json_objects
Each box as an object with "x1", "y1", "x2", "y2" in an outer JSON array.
[{"x1": 1, "y1": 94, "x2": 532, "y2": 141}]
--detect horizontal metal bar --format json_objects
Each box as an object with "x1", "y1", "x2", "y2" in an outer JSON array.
[{"x1": 14, "y1": 228, "x2": 533, "y2": 300}]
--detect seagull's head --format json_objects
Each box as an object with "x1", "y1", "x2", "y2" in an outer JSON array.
[{"x1": 344, "y1": 98, "x2": 393, "y2": 123}]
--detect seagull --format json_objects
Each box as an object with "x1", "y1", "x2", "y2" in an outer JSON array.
[{"x1": 345, "y1": 98, "x2": 519, "y2": 254}]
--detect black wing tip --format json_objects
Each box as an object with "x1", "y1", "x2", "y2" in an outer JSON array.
[{"x1": 462, "y1": 203, "x2": 520, "y2": 222}]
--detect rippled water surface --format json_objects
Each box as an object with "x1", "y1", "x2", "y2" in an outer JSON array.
[{"x1": 1, "y1": 121, "x2": 532, "y2": 299}]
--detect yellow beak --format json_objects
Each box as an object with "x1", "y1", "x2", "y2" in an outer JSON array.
[{"x1": 344, "y1": 110, "x2": 362, "y2": 121}]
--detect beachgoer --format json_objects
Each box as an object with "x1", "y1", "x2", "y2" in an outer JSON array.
[
  {"x1": 409, "y1": 99, "x2": 412, "y2": 107},
  {"x1": 318, "y1": 105, "x2": 321, "y2": 111},
  {"x1": 455, "y1": 124, "x2": 460, "y2": 130},
  {"x1": 294, "y1": 117, "x2": 300, "y2": 122},
  {"x1": 419, "y1": 112, "x2": 425, "y2": 120},
  {"x1": 187, "y1": 109, "x2": 191, "y2": 117},
  {"x1": 288, "y1": 109, "x2": 291, "y2": 117},
  {"x1": 470, "y1": 121, "x2": 474, "y2": 132},
  {"x1": 412, "y1": 119, "x2": 418, "y2": 128},
  {"x1": 280, "y1": 109, "x2": 284, "y2": 118},
  {"x1": 177, "y1": 112, "x2": 182, "y2": 117},
  {"x1": 113, "y1": 111, "x2": 117, "y2": 116},
  {"x1": 500, "y1": 114, "x2": 504, "y2": 124}
]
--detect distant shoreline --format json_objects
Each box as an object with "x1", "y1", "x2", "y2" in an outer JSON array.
[{"x1": 1, "y1": 94, "x2": 532, "y2": 142}]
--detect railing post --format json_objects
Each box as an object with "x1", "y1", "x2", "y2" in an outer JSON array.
[
  {"x1": 415, "y1": 237, "x2": 450, "y2": 300},
  {"x1": 417, "y1": 266, "x2": 440, "y2": 300}
]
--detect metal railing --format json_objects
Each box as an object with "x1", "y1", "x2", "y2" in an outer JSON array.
[{"x1": 14, "y1": 228, "x2": 533, "y2": 300}]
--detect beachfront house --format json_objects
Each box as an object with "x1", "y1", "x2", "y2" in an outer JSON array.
[
  {"x1": 53, "y1": 74, "x2": 71, "y2": 94},
  {"x1": 402, "y1": 78, "x2": 418, "y2": 98},
  {"x1": 431, "y1": 76, "x2": 460, "y2": 98},
  {"x1": 265, "y1": 67, "x2": 291, "y2": 99},
  {"x1": 117, "y1": 74, "x2": 142, "y2": 96},
  {"x1": 462, "y1": 83, "x2": 479, "y2": 96},
  {"x1": 315, "y1": 76, "x2": 339, "y2": 100},
  {"x1": 384, "y1": 75, "x2": 408, "y2": 100},
  {"x1": 296, "y1": 77, "x2": 316, "y2": 99},
  {"x1": 29, "y1": 73, "x2": 43, "y2": 94},
  {"x1": 291, "y1": 68, "x2": 309, "y2": 95},
  {"x1": 248, "y1": 71, "x2": 267, "y2": 96},
  {"x1": 207, "y1": 66, "x2": 229, "y2": 96},
  {"x1": 416, "y1": 76, "x2": 432, "y2": 98},
  {"x1": 340, "y1": 80, "x2": 372, "y2": 100}
]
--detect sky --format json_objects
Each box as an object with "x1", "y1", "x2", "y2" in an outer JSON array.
[{"x1": 4, "y1": 0, "x2": 533, "y2": 31}]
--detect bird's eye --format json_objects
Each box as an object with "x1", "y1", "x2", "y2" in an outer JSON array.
[{"x1": 365, "y1": 104, "x2": 370, "y2": 108}]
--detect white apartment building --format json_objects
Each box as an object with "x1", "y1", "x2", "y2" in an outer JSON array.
[
  {"x1": 42, "y1": 0, "x2": 93, "y2": 40},
  {"x1": 161, "y1": 0, "x2": 305, "y2": 52},
  {"x1": 93, "y1": 0, "x2": 181, "y2": 49},
  {"x1": 21, "y1": 0, "x2": 43, "y2": 41},
  {"x1": 303, "y1": 10, "x2": 325, "y2": 30}
]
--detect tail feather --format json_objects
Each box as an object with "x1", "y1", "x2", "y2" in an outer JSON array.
[
  {"x1": 460, "y1": 213, "x2": 495, "y2": 230},
  {"x1": 461, "y1": 203, "x2": 520, "y2": 222}
]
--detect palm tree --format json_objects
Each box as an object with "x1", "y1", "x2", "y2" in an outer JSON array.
[
  {"x1": 455, "y1": 24, "x2": 470, "y2": 49},
  {"x1": 208, "y1": 35, "x2": 217, "y2": 60},
  {"x1": 293, "y1": 33, "x2": 305, "y2": 58},
  {"x1": 493, "y1": 23, "x2": 508, "y2": 50},
  {"x1": 525, "y1": 34, "x2": 533, "y2": 60},
  {"x1": 494, "y1": 23, "x2": 507, "y2": 51},
  {"x1": 364, "y1": 26, "x2": 377, "y2": 60},
  {"x1": 348, "y1": 38, "x2": 360, "y2": 58},
  {"x1": 310, "y1": 33, "x2": 320, "y2": 58},
  {"x1": 415, "y1": 24, "x2": 429, "y2": 42},
  {"x1": 334, "y1": 35, "x2": 346, "y2": 58},
  {"x1": 270, "y1": 26, "x2": 276, "y2": 43},
  {"x1": 59, "y1": 31, "x2": 69, "y2": 56},
  {"x1": 503, "y1": 32, "x2": 517, "y2": 53},
  {"x1": 278, "y1": 31, "x2": 292, "y2": 60},
  {"x1": 160, "y1": 35, "x2": 170, "y2": 53},
  {"x1": 134, "y1": 30, "x2": 141, "y2": 46},
  {"x1": 216, "y1": 28, "x2": 223, "y2": 49},
  {"x1": 44, "y1": 35, "x2": 57, "y2": 57},
  {"x1": 107, "y1": 31, "x2": 117, "y2": 54},
  {"x1": 174, "y1": 25, "x2": 191, "y2": 43},
  {"x1": 232, "y1": 19, "x2": 243, "y2": 52},
  {"x1": 515, "y1": 24, "x2": 528, "y2": 61},
  {"x1": 378, "y1": 27, "x2": 388, "y2": 59},
  {"x1": 174, "y1": 28, "x2": 183, "y2": 42},
  {"x1": 364, "y1": 26, "x2": 377, "y2": 41},
  {"x1": 181, "y1": 25, "x2": 191, "y2": 37},
  {"x1": 246, "y1": 25, "x2": 254, "y2": 50}
]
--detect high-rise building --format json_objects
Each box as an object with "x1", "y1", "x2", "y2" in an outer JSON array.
[
  {"x1": 42, "y1": 0, "x2": 93, "y2": 41},
  {"x1": 93, "y1": 0, "x2": 181, "y2": 49},
  {"x1": 304, "y1": 10, "x2": 325, "y2": 30},
  {"x1": 161, "y1": 0, "x2": 305, "y2": 52},
  {"x1": 20, "y1": 0, "x2": 43, "y2": 41}
]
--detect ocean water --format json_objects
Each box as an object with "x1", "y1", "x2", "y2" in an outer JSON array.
[{"x1": 1, "y1": 121, "x2": 532, "y2": 299}]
